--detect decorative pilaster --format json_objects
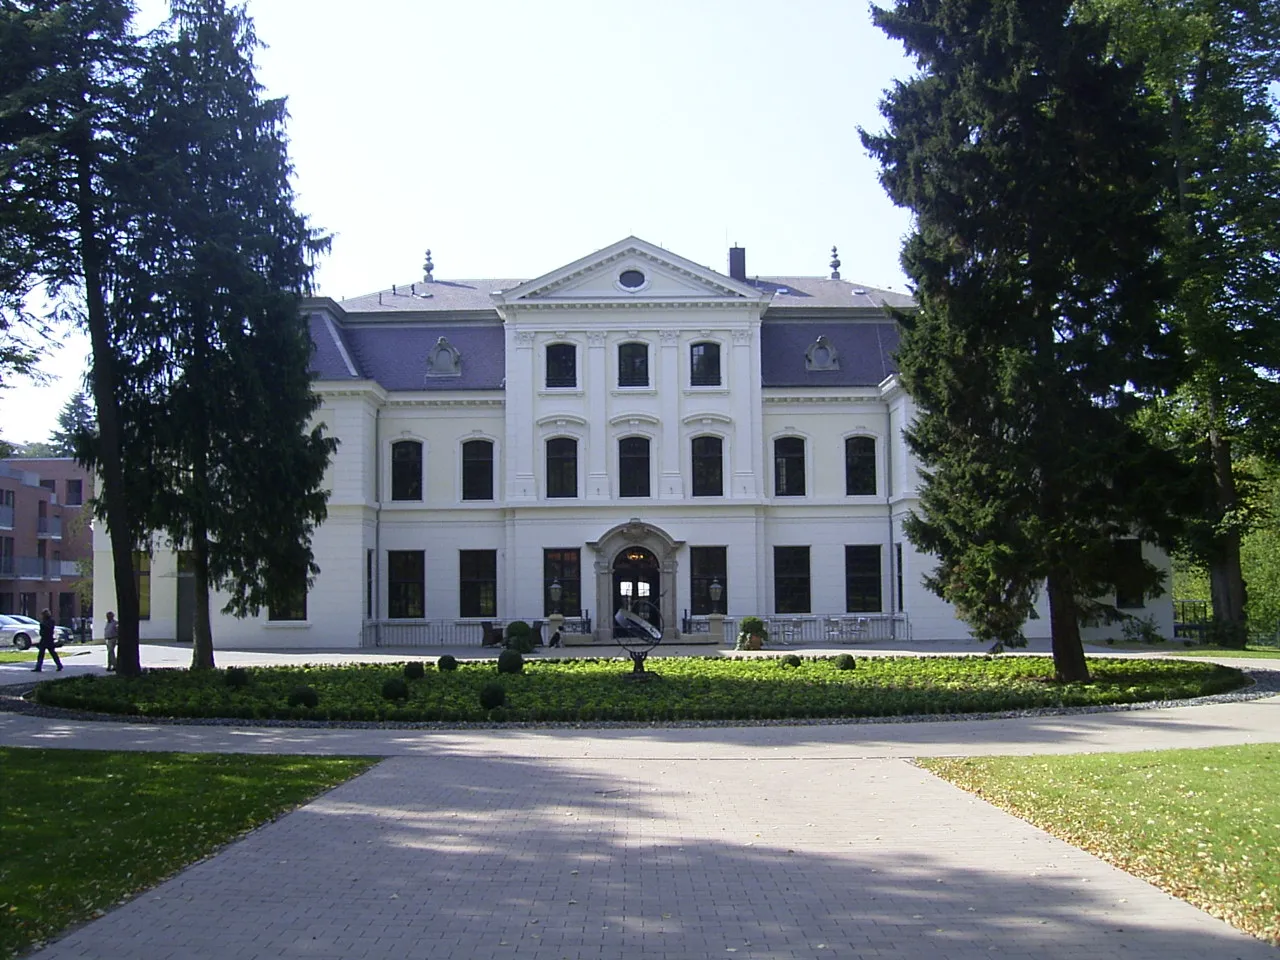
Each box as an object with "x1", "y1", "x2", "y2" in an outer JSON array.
[
  {"x1": 507, "y1": 329, "x2": 537, "y2": 501},
  {"x1": 658, "y1": 330, "x2": 683, "y2": 498},
  {"x1": 731, "y1": 327, "x2": 759, "y2": 498},
  {"x1": 585, "y1": 331, "x2": 609, "y2": 500}
]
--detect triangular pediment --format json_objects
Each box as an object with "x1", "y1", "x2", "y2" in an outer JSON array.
[{"x1": 492, "y1": 237, "x2": 768, "y2": 307}]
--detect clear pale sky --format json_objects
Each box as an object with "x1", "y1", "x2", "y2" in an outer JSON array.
[{"x1": 1, "y1": 0, "x2": 917, "y2": 445}]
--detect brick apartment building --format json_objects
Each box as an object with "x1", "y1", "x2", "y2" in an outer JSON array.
[{"x1": 0, "y1": 458, "x2": 94, "y2": 624}]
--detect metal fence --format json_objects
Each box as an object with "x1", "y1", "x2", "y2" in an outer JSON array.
[{"x1": 361, "y1": 617, "x2": 593, "y2": 648}]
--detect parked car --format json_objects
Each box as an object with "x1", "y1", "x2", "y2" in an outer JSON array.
[{"x1": 0, "y1": 614, "x2": 71, "y2": 650}]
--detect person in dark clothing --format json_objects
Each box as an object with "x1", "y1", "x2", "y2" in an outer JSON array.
[{"x1": 34, "y1": 608, "x2": 63, "y2": 672}]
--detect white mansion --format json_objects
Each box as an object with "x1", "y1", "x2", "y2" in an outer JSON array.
[{"x1": 95, "y1": 237, "x2": 1172, "y2": 648}]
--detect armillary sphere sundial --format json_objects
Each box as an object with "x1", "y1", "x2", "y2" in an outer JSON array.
[{"x1": 613, "y1": 601, "x2": 663, "y2": 680}]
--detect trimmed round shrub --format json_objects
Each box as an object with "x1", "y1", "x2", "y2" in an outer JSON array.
[
  {"x1": 403, "y1": 661, "x2": 426, "y2": 680},
  {"x1": 382, "y1": 677, "x2": 410, "y2": 702},
  {"x1": 504, "y1": 620, "x2": 535, "y2": 654},
  {"x1": 780, "y1": 654, "x2": 803, "y2": 668},
  {"x1": 479, "y1": 682, "x2": 506, "y2": 710},
  {"x1": 497, "y1": 649, "x2": 524, "y2": 674},
  {"x1": 437, "y1": 654, "x2": 458, "y2": 672},
  {"x1": 286, "y1": 685, "x2": 318, "y2": 708},
  {"x1": 224, "y1": 666, "x2": 250, "y2": 690},
  {"x1": 833, "y1": 653, "x2": 857, "y2": 671}
]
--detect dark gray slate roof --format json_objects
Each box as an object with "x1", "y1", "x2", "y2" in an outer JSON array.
[
  {"x1": 308, "y1": 313, "x2": 361, "y2": 380},
  {"x1": 341, "y1": 324, "x2": 506, "y2": 391},
  {"x1": 340, "y1": 280, "x2": 524, "y2": 314},
  {"x1": 760, "y1": 322, "x2": 900, "y2": 387},
  {"x1": 755, "y1": 277, "x2": 915, "y2": 311}
]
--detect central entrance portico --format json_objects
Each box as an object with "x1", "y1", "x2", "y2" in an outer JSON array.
[{"x1": 587, "y1": 519, "x2": 684, "y2": 642}]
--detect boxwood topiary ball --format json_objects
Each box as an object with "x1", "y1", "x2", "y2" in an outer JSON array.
[
  {"x1": 287, "y1": 685, "x2": 318, "y2": 708},
  {"x1": 224, "y1": 666, "x2": 250, "y2": 690},
  {"x1": 833, "y1": 654, "x2": 857, "y2": 671},
  {"x1": 479, "y1": 682, "x2": 506, "y2": 710},
  {"x1": 382, "y1": 677, "x2": 410, "y2": 701},
  {"x1": 437, "y1": 654, "x2": 458, "y2": 672},
  {"x1": 403, "y1": 661, "x2": 426, "y2": 680},
  {"x1": 497, "y1": 649, "x2": 524, "y2": 674},
  {"x1": 781, "y1": 654, "x2": 803, "y2": 668}
]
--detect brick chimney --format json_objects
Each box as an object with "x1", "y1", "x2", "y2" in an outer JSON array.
[{"x1": 728, "y1": 245, "x2": 746, "y2": 282}]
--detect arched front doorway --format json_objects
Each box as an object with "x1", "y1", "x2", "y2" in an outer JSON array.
[
  {"x1": 587, "y1": 520, "x2": 684, "y2": 642},
  {"x1": 612, "y1": 546, "x2": 660, "y2": 636}
]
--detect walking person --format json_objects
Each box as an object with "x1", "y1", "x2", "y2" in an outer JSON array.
[
  {"x1": 104, "y1": 611, "x2": 118, "y2": 672},
  {"x1": 33, "y1": 608, "x2": 63, "y2": 672}
]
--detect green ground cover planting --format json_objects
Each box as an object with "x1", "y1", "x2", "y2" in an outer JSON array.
[
  {"x1": 920, "y1": 745, "x2": 1280, "y2": 945},
  {"x1": 30, "y1": 655, "x2": 1246, "y2": 723},
  {"x1": 0, "y1": 749, "x2": 375, "y2": 960}
]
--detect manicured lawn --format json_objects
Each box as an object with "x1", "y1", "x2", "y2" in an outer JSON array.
[
  {"x1": 920, "y1": 745, "x2": 1280, "y2": 945},
  {"x1": 29, "y1": 655, "x2": 1246, "y2": 723},
  {"x1": 0, "y1": 749, "x2": 376, "y2": 960},
  {"x1": 0, "y1": 651, "x2": 36, "y2": 663},
  {"x1": 1173, "y1": 645, "x2": 1280, "y2": 660}
]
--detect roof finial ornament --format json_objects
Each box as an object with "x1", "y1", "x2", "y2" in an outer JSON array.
[
  {"x1": 829, "y1": 245, "x2": 841, "y2": 280},
  {"x1": 423, "y1": 249, "x2": 434, "y2": 282}
]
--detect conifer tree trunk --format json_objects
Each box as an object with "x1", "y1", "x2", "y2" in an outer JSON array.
[
  {"x1": 191, "y1": 523, "x2": 215, "y2": 670},
  {"x1": 1046, "y1": 571, "x2": 1090, "y2": 683}
]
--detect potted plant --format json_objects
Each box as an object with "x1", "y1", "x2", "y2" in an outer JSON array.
[{"x1": 736, "y1": 616, "x2": 769, "y2": 651}]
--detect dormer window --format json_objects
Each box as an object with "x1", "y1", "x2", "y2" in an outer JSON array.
[
  {"x1": 805, "y1": 335, "x2": 840, "y2": 371},
  {"x1": 425, "y1": 336, "x2": 461, "y2": 378}
]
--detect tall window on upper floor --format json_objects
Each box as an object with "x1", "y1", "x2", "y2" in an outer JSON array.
[
  {"x1": 546, "y1": 437, "x2": 578, "y2": 498},
  {"x1": 391, "y1": 440, "x2": 423, "y2": 501},
  {"x1": 691, "y1": 436, "x2": 723, "y2": 497},
  {"x1": 774, "y1": 546, "x2": 811, "y2": 614},
  {"x1": 845, "y1": 545, "x2": 882, "y2": 613},
  {"x1": 774, "y1": 437, "x2": 806, "y2": 497},
  {"x1": 690, "y1": 341, "x2": 721, "y2": 386},
  {"x1": 618, "y1": 342, "x2": 649, "y2": 387},
  {"x1": 546, "y1": 343, "x2": 577, "y2": 388},
  {"x1": 845, "y1": 437, "x2": 877, "y2": 496},
  {"x1": 619, "y1": 437, "x2": 651, "y2": 498},
  {"x1": 462, "y1": 439, "x2": 494, "y2": 501}
]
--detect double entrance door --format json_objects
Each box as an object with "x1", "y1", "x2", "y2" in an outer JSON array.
[{"x1": 612, "y1": 547, "x2": 661, "y2": 636}]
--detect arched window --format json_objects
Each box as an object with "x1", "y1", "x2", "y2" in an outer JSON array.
[
  {"x1": 619, "y1": 436, "x2": 651, "y2": 497},
  {"x1": 462, "y1": 439, "x2": 494, "y2": 501},
  {"x1": 690, "y1": 341, "x2": 721, "y2": 386},
  {"x1": 774, "y1": 437, "x2": 805, "y2": 497},
  {"x1": 845, "y1": 436, "x2": 877, "y2": 496},
  {"x1": 546, "y1": 437, "x2": 578, "y2": 498},
  {"x1": 618, "y1": 342, "x2": 649, "y2": 387},
  {"x1": 391, "y1": 440, "x2": 423, "y2": 501},
  {"x1": 691, "y1": 435, "x2": 723, "y2": 497}
]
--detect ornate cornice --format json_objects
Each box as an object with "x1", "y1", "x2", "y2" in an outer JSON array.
[
  {"x1": 387, "y1": 398, "x2": 505, "y2": 409},
  {"x1": 763, "y1": 394, "x2": 879, "y2": 405}
]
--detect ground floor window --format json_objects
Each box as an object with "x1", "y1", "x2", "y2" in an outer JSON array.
[
  {"x1": 895, "y1": 542, "x2": 904, "y2": 612},
  {"x1": 133, "y1": 551, "x2": 151, "y2": 620},
  {"x1": 845, "y1": 545, "x2": 882, "y2": 613},
  {"x1": 774, "y1": 546, "x2": 810, "y2": 614},
  {"x1": 366, "y1": 550, "x2": 374, "y2": 619},
  {"x1": 689, "y1": 546, "x2": 727, "y2": 615},
  {"x1": 0, "y1": 592, "x2": 11, "y2": 614},
  {"x1": 20, "y1": 592, "x2": 36, "y2": 617},
  {"x1": 268, "y1": 568, "x2": 308, "y2": 622},
  {"x1": 459, "y1": 550, "x2": 497, "y2": 618},
  {"x1": 388, "y1": 550, "x2": 425, "y2": 618},
  {"x1": 544, "y1": 548, "x2": 581, "y2": 617},
  {"x1": 1114, "y1": 539, "x2": 1146, "y2": 609}
]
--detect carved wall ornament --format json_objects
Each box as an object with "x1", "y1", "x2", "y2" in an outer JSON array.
[
  {"x1": 731, "y1": 329, "x2": 752, "y2": 345},
  {"x1": 658, "y1": 330, "x2": 680, "y2": 344},
  {"x1": 514, "y1": 330, "x2": 536, "y2": 346},
  {"x1": 586, "y1": 331, "x2": 608, "y2": 347}
]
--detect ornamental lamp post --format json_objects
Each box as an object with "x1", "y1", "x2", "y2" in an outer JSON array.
[
  {"x1": 548, "y1": 578, "x2": 565, "y2": 646},
  {"x1": 708, "y1": 578, "x2": 725, "y2": 645}
]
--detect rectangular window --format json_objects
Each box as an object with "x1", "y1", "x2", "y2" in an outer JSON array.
[
  {"x1": 774, "y1": 546, "x2": 810, "y2": 614},
  {"x1": 618, "y1": 342, "x2": 649, "y2": 387},
  {"x1": 543, "y1": 548, "x2": 582, "y2": 617},
  {"x1": 366, "y1": 549, "x2": 374, "y2": 619},
  {"x1": 459, "y1": 550, "x2": 497, "y2": 618},
  {"x1": 388, "y1": 550, "x2": 425, "y2": 618},
  {"x1": 691, "y1": 436, "x2": 723, "y2": 497},
  {"x1": 39, "y1": 479, "x2": 55, "y2": 493},
  {"x1": 546, "y1": 438, "x2": 578, "y2": 498},
  {"x1": 133, "y1": 551, "x2": 151, "y2": 620},
  {"x1": 546, "y1": 343, "x2": 577, "y2": 388},
  {"x1": 1114, "y1": 539, "x2": 1146, "y2": 609},
  {"x1": 0, "y1": 537, "x2": 12, "y2": 576},
  {"x1": 690, "y1": 546, "x2": 727, "y2": 615},
  {"x1": 65, "y1": 479, "x2": 83, "y2": 506},
  {"x1": 0, "y1": 592, "x2": 12, "y2": 614},
  {"x1": 461, "y1": 439, "x2": 494, "y2": 501},
  {"x1": 845, "y1": 545, "x2": 882, "y2": 613},
  {"x1": 20, "y1": 592, "x2": 36, "y2": 617},
  {"x1": 895, "y1": 542, "x2": 904, "y2": 612},
  {"x1": 391, "y1": 440, "x2": 423, "y2": 501},
  {"x1": 691, "y1": 342, "x2": 721, "y2": 386},
  {"x1": 618, "y1": 437, "x2": 650, "y2": 498},
  {"x1": 845, "y1": 437, "x2": 877, "y2": 496},
  {"x1": 268, "y1": 570, "x2": 308, "y2": 622},
  {"x1": 774, "y1": 437, "x2": 806, "y2": 497}
]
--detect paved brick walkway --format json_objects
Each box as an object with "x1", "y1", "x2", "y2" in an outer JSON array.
[{"x1": 6, "y1": 648, "x2": 1279, "y2": 959}]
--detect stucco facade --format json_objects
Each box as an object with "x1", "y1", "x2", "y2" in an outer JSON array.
[{"x1": 93, "y1": 237, "x2": 1174, "y2": 648}]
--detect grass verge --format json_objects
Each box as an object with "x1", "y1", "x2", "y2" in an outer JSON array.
[
  {"x1": 30, "y1": 655, "x2": 1246, "y2": 723},
  {"x1": 0, "y1": 652, "x2": 36, "y2": 663},
  {"x1": 920, "y1": 745, "x2": 1280, "y2": 944},
  {"x1": 0, "y1": 749, "x2": 376, "y2": 960},
  {"x1": 1172, "y1": 646, "x2": 1280, "y2": 660}
]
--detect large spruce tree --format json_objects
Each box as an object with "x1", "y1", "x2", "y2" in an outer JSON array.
[
  {"x1": 110, "y1": 0, "x2": 334, "y2": 669},
  {"x1": 862, "y1": 0, "x2": 1190, "y2": 680},
  {"x1": 0, "y1": 0, "x2": 147, "y2": 675}
]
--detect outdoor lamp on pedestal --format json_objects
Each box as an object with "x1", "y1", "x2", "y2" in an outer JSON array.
[
  {"x1": 708, "y1": 579, "x2": 725, "y2": 644},
  {"x1": 548, "y1": 579, "x2": 565, "y2": 643}
]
